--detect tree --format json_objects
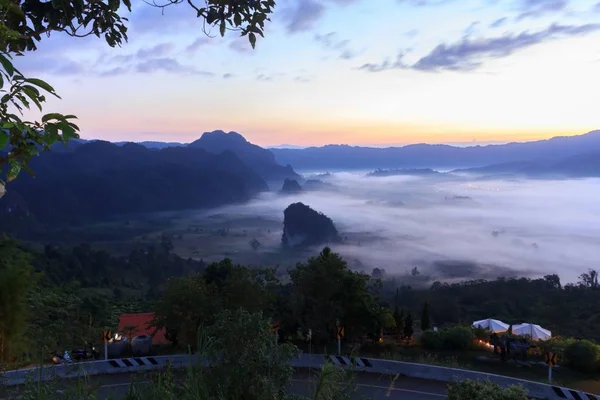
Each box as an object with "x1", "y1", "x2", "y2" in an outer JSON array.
[
  {"x1": 421, "y1": 302, "x2": 431, "y2": 331},
  {"x1": 249, "y1": 238, "x2": 261, "y2": 251},
  {"x1": 288, "y1": 247, "x2": 381, "y2": 343},
  {"x1": 202, "y1": 309, "x2": 298, "y2": 400},
  {"x1": 0, "y1": 0, "x2": 276, "y2": 187},
  {"x1": 579, "y1": 269, "x2": 599, "y2": 289},
  {"x1": 0, "y1": 235, "x2": 36, "y2": 361},
  {"x1": 151, "y1": 274, "x2": 218, "y2": 346},
  {"x1": 403, "y1": 312, "x2": 414, "y2": 341}
]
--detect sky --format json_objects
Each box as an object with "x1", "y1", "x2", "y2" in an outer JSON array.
[{"x1": 16, "y1": 0, "x2": 600, "y2": 147}]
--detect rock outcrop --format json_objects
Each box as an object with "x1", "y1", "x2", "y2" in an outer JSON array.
[
  {"x1": 281, "y1": 202, "x2": 339, "y2": 247},
  {"x1": 280, "y1": 179, "x2": 302, "y2": 194}
]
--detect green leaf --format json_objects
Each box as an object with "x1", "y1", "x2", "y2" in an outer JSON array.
[
  {"x1": 24, "y1": 78, "x2": 58, "y2": 95},
  {"x1": 220, "y1": 20, "x2": 226, "y2": 37},
  {"x1": 21, "y1": 86, "x2": 43, "y2": 111},
  {"x1": 41, "y1": 113, "x2": 66, "y2": 123},
  {"x1": 234, "y1": 13, "x2": 242, "y2": 26},
  {"x1": 0, "y1": 53, "x2": 15, "y2": 76},
  {"x1": 7, "y1": 162, "x2": 21, "y2": 182},
  {"x1": 249, "y1": 33, "x2": 257, "y2": 49},
  {"x1": 0, "y1": 131, "x2": 8, "y2": 148},
  {"x1": 57, "y1": 121, "x2": 79, "y2": 141}
]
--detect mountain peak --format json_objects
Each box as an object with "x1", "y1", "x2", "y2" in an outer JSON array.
[{"x1": 197, "y1": 130, "x2": 248, "y2": 144}]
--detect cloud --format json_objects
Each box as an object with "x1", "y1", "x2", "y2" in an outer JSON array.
[
  {"x1": 516, "y1": 0, "x2": 568, "y2": 20},
  {"x1": 186, "y1": 37, "x2": 212, "y2": 52},
  {"x1": 396, "y1": 0, "x2": 454, "y2": 6},
  {"x1": 359, "y1": 53, "x2": 408, "y2": 72},
  {"x1": 594, "y1": 2, "x2": 600, "y2": 12},
  {"x1": 136, "y1": 42, "x2": 175, "y2": 58},
  {"x1": 314, "y1": 31, "x2": 358, "y2": 60},
  {"x1": 256, "y1": 72, "x2": 286, "y2": 81},
  {"x1": 405, "y1": 29, "x2": 419, "y2": 38},
  {"x1": 489, "y1": 17, "x2": 508, "y2": 28},
  {"x1": 134, "y1": 58, "x2": 214, "y2": 76},
  {"x1": 463, "y1": 21, "x2": 480, "y2": 37},
  {"x1": 223, "y1": 73, "x2": 234, "y2": 79},
  {"x1": 229, "y1": 38, "x2": 253, "y2": 53},
  {"x1": 281, "y1": 0, "x2": 326, "y2": 34},
  {"x1": 360, "y1": 23, "x2": 600, "y2": 73}
]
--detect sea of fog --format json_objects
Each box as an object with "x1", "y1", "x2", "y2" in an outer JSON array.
[{"x1": 208, "y1": 172, "x2": 600, "y2": 284}]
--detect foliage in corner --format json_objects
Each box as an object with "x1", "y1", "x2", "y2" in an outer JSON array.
[
  {"x1": 0, "y1": 0, "x2": 276, "y2": 184},
  {"x1": 447, "y1": 379, "x2": 529, "y2": 400}
]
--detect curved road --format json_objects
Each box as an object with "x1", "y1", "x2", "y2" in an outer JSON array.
[
  {"x1": 2, "y1": 369, "x2": 448, "y2": 399},
  {"x1": 89, "y1": 370, "x2": 447, "y2": 399}
]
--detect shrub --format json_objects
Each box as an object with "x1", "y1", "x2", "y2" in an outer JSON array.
[
  {"x1": 443, "y1": 326, "x2": 475, "y2": 351},
  {"x1": 448, "y1": 379, "x2": 529, "y2": 400},
  {"x1": 420, "y1": 326, "x2": 475, "y2": 351},
  {"x1": 420, "y1": 330, "x2": 444, "y2": 350},
  {"x1": 563, "y1": 340, "x2": 600, "y2": 373}
]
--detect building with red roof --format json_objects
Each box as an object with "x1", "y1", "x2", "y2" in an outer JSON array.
[{"x1": 117, "y1": 312, "x2": 169, "y2": 345}]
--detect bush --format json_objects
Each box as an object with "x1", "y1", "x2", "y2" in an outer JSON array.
[
  {"x1": 563, "y1": 340, "x2": 600, "y2": 373},
  {"x1": 443, "y1": 326, "x2": 475, "y2": 350},
  {"x1": 419, "y1": 326, "x2": 475, "y2": 351},
  {"x1": 420, "y1": 330, "x2": 444, "y2": 350},
  {"x1": 448, "y1": 379, "x2": 529, "y2": 400}
]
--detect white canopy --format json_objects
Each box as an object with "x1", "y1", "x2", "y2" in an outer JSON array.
[
  {"x1": 472, "y1": 318, "x2": 509, "y2": 333},
  {"x1": 512, "y1": 323, "x2": 551, "y2": 340}
]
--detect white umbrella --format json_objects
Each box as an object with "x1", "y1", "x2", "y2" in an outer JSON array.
[
  {"x1": 472, "y1": 318, "x2": 509, "y2": 333},
  {"x1": 512, "y1": 323, "x2": 551, "y2": 340}
]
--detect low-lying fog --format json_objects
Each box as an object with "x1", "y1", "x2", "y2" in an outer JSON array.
[{"x1": 207, "y1": 173, "x2": 600, "y2": 284}]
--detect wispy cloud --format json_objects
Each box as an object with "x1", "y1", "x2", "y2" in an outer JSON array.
[
  {"x1": 280, "y1": 0, "x2": 361, "y2": 34},
  {"x1": 463, "y1": 21, "x2": 480, "y2": 37},
  {"x1": 229, "y1": 38, "x2": 253, "y2": 53},
  {"x1": 282, "y1": 0, "x2": 326, "y2": 34},
  {"x1": 594, "y1": 1, "x2": 600, "y2": 12},
  {"x1": 359, "y1": 23, "x2": 600, "y2": 73},
  {"x1": 135, "y1": 58, "x2": 214, "y2": 76},
  {"x1": 256, "y1": 72, "x2": 286, "y2": 82},
  {"x1": 489, "y1": 17, "x2": 508, "y2": 29},
  {"x1": 314, "y1": 31, "x2": 358, "y2": 60},
  {"x1": 186, "y1": 37, "x2": 212, "y2": 52},
  {"x1": 223, "y1": 73, "x2": 234, "y2": 79},
  {"x1": 405, "y1": 29, "x2": 419, "y2": 38},
  {"x1": 396, "y1": 0, "x2": 454, "y2": 6},
  {"x1": 516, "y1": 0, "x2": 569, "y2": 20}
]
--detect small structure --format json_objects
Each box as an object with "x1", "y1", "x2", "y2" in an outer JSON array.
[
  {"x1": 511, "y1": 323, "x2": 551, "y2": 340},
  {"x1": 472, "y1": 318, "x2": 510, "y2": 333},
  {"x1": 118, "y1": 313, "x2": 169, "y2": 345}
]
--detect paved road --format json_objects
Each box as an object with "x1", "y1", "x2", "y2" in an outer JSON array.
[{"x1": 2, "y1": 369, "x2": 448, "y2": 399}]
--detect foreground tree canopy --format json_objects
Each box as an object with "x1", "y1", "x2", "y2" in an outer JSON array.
[{"x1": 0, "y1": 0, "x2": 276, "y2": 189}]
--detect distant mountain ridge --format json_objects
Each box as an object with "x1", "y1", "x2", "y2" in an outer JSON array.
[
  {"x1": 454, "y1": 150, "x2": 600, "y2": 179},
  {"x1": 270, "y1": 130, "x2": 600, "y2": 171}
]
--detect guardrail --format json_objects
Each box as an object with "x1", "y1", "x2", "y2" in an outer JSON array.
[{"x1": 1, "y1": 354, "x2": 598, "y2": 400}]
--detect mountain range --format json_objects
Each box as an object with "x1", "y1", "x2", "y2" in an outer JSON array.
[
  {"x1": 269, "y1": 130, "x2": 600, "y2": 171},
  {"x1": 0, "y1": 131, "x2": 300, "y2": 230}
]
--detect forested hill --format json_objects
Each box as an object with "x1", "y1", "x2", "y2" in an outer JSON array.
[
  {"x1": 188, "y1": 130, "x2": 299, "y2": 181},
  {"x1": 0, "y1": 141, "x2": 267, "y2": 226}
]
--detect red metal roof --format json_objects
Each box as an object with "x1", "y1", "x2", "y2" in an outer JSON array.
[{"x1": 117, "y1": 312, "x2": 169, "y2": 345}]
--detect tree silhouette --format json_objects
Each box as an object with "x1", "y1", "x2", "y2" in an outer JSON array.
[
  {"x1": 403, "y1": 313, "x2": 414, "y2": 342},
  {"x1": 421, "y1": 302, "x2": 431, "y2": 331}
]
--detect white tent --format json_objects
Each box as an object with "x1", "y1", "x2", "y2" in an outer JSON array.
[
  {"x1": 472, "y1": 318, "x2": 509, "y2": 333},
  {"x1": 512, "y1": 323, "x2": 551, "y2": 340}
]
